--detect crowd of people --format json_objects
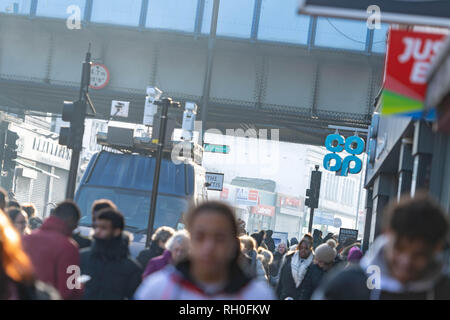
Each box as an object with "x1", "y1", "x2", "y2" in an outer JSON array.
[{"x1": 0, "y1": 187, "x2": 449, "y2": 300}]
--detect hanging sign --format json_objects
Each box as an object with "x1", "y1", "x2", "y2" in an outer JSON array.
[
  {"x1": 382, "y1": 29, "x2": 446, "y2": 119},
  {"x1": 323, "y1": 133, "x2": 364, "y2": 176}
]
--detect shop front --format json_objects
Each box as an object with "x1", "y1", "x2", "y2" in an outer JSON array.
[
  {"x1": 274, "y1": 194, "x2": 304, "y2": 241},
  {"x1": 10, "y1": 121, "x2": 70, "y2": 218},
  {"x1": 363, "y1": 28, "x2": 450, "y2": 252}
]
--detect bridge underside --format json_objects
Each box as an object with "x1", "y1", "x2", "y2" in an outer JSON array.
[{"x1": 0, "y1": 15, "x2": 385, "y2": 145}]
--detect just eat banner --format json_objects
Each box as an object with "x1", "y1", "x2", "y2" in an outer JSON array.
[{"x1": 382, "y1": 29, "x2": 446, "y2": 118}]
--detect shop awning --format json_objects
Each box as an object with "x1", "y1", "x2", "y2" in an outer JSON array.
[{"x1": 15, "y1": 159, "x2": 60, "y2": 179}]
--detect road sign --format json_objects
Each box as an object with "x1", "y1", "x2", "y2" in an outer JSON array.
[
  {"x1": 89, "y1": 63, "x2": 109, "y2": 90},
  {"x1": 205, "y1": 172, "x2": 224, "y2": 191},
  {"x1": 338, "y1": 228, "x2": 359, "y2": 246},
  {"x1": 203, "y1": 143, "x2": 230, "y2": 154},
  {"x1": 111, "y1": 100, "x2": 130, "y2": 118}
]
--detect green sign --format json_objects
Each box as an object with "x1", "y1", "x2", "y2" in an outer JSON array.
[{"x1": 203, "y1": 143, "x2": 230, "y2": 154}]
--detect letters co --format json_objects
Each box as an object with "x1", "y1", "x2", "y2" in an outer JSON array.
[{"x1": 323, "y1": 134, "x2": 364, "y2": 176}]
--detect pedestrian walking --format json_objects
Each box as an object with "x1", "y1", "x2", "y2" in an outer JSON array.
[
  {"x1": 256, "y1": 247, "x2": 273, "y2": 282},
  {"x1": 289, "y1": 237, "x2": 299, "y2": 251},
  {"x1": 239, "y1": 235, "x2": 258, "y2": 278},
  {"x1": 79, "y1": 208, "x2": 142, "y2": 300},
  {"x1": 312, "y1": 229, "x2": 323, "y2": 250},
  {"x1": 21, "y1": 203, "x2": 43, "y2": 230},
  {"x1": 313, "y1": 193, "x2": 450, "y2": 300},
  {"x1": 134, "y1": 201, "x2": 275, "y2": 299},
  {"x1": 136, "y1": 226, "x2": 175, "y2": 269},
  {"x1": 276, "y1": 237, "x2": 316, "y2": 300},
  {"x1": 7, "y1": 207, "x2": 29, "y2": 236},
  {"x1": 73, "y1": 199, "x2": 117, "y2": 250},
  {"x1": 263, "y1": 230, "x2": 276, "y2": 253},
  {"x1": 251, "y1": 230, "x2": 266, "y2": 249},
  {"x1": 142, "y1": 230, "x2": 190, "y2": 279},
  {"x1": 0, "y1": 210, "x2": 60, "y2": 300},
  {"x1": 269, "y1": 242, "x2": 287, "y2": 287},
  {"x1": 22, "y1": 201, "x2": 83, "y2": 300},
  {"x1": 346, "y1": 246, "x2": 363, "y2": 267}
]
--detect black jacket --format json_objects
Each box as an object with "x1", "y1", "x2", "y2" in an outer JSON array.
[
  {"x1": 136, "y1": 241, "x2": 164, "y2": 269},
  {"x1": 264, "y1": 230, "x2": 276, "y2": 253},
  {"x1": 73, "y1": 232, "x2": 92, "y2": 250},
  {"x1": 5, "y1": 279, "x2": 61, "y2": 300},
  {"x1": 269, "y1": 251, "x2": 285, "y2": 277},
  {"x1": 80, "y1": 234, "x2": 142, "y2": 300},
  {"x1": 314, "y1": 264, "x2": 450, "y2": 300},
  {"x1": 276, "y1": 252, "x2": 325, "y2": 300}
]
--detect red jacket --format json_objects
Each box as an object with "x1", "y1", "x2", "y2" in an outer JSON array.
[{"x1": 22, "y1": 216, "x2": 83, "y2": 300}]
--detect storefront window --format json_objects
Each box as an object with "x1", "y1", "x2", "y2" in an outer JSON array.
[
  {"x1": 315, "y1": 17, "x2": 367, "y2": 51},
  {"x1": 202, "y1": 0, "x2": 255, "y2": 38},
  {"x1": 146, "y1": 0, "x2": 197, "y2": 32},
  {"x1": 36, "y1": 0, "x2": 85, "y2": 19},
  {"x1": 0, "y1": 0, "x2": 31, "y2": 15},
  {"x1": 91, "y1": 0, "x2": 142, "y2": 27},
  {"x1": 258, "y1": 0, "x2": 310, "y2": 44}
]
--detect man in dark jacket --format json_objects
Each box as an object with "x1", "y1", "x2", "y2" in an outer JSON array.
[
  {"x1": 264, "y1": 230, "x2": 276, "y2": 253},
  {"x1": 80, "y1": 208, "x2": 142, "y2": 300},
  {"x1": 136, "y1": 226, "x2": 175, "y2": 268},
  {"x1": 73, "y1": 199, "x2": 117, "y2": 250},
  {"x1": 312, "y1": 229, "x2": 323, "y2": 250},
  {"x1": 22, "y1": 201, "x2": 83, "y2": 300},
  {"x1": 313, "y1": 193, "x2": 450, "y2": 300}
]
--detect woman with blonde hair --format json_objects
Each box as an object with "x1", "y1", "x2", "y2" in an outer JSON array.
[{"x1": 0, "y1": 210, "x2": 59, "y2": 300}]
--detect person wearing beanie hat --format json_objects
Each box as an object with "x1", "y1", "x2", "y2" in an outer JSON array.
[
  {"x1": 347, "y1": 246, "x2": 363, "y2": 263},
  {"x1": 314, "y1": 242, "x2": 337, "y2": 272}
]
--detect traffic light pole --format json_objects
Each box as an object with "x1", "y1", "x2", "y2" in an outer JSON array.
[
  {"x1": 306, "y1": 165, "x2": 321, "y2": 234},
  {"x1": 65, "y1": 50, "x2": 91, "y2": 200},
  {"x1": 308, "y1": 207, "x2": 315, "y2": 234},
  {"x1": 145, "y1": 98, "x2": 178, "y2": 248}
]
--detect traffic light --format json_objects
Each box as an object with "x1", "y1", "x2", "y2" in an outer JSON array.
[
  {"x1": 59, "y1": 100, "x2": 86, "y2": 151},
  {"x1": 4, "y1": 129, "x2": 19, "y2": 172},
  {"x1": 305, "y1": 166, "x2": 322, "y2": 209}
]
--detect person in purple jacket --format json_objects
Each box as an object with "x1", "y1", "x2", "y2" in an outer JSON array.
[{"x1": 142, "y1": 230, "x2": 190, "y2": 279}]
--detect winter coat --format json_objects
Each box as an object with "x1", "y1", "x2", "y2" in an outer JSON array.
[
  {"x1": 256, "y1": 259, "x2": 268, "y2": 281},
  {"x1": 73, "y1": 232, "x2": 92, "y2": 250},
  {"x1": 5, "y1": 279, "x2": 61, "y2": 300},
  {"x1": 312, "y1": 230, "x2": 323, "y2": 250},
  {"x1": 264, "y1": 230, "x2": 276, "y2": 253},
  {"x1": 22, "y1": 216, "x2": 83, "y2": 300},
  {"x1": 136, "y1": 241, "x2": 164, "y2": 269},
  {"x1": 134, "y1": 259, "x2": 276, "y2": 300},
  {"x1": 276, "y1": 252, "x2": 325, "y2": 300},
  {"x1": 268, "y1": 251, "x2": 285, "y2": 286},
  {"x1": 80, "y1": 234, "x2": 142, "y2": 300},
  {"x1": 28, "y1": 216, "x2": 43, "y2": 230},
  {"x1": 313, "y1": 235, "x2": 450, "y2": 300},
  {"x1": 142, "y1": 250, "x2": 172, "y2": 279}
]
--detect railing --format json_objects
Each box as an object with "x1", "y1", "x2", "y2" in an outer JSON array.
[{"x1": 0, "y1": 0, "x2": 388, "y2": 54}]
